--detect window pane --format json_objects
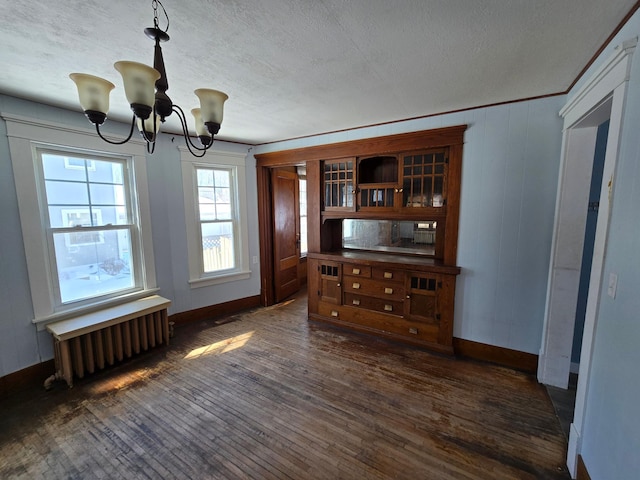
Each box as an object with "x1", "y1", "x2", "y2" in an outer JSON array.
[
  {"x1": 45, "y1": 180, "x2": 89, "y2": 205},
  {"x1": 97, "y1": 206, "x2": 129, "y2": 225},
  {"x1": 215, "y1": 186, "x2": 230, "y2": 204},
  {"x1": 53, "y1": 228, "x2": 134, "y2": 303},
  {"x1": 88, "y1": 160, "x2": 124, "y2": 184},
  {"x1": 299, "y1": 178, "x2": 307, "y2": 255},
  {"x1": 215, "y1": 203, "x2": 232, "y2": 220},
  {"x1": 197, "y1": 169, "x2": 214, "y2": 187},
  {"x1": 42, "y1": 154, "x2": 87, "y2": 181},
  {"x1": 214, "y1": 170, "x2": 230, "y2": 187},
  {"x1": 201, "y1": 222, "x2": 234, "y2": 272},
  {"x1": 300, "y1": 216, "x2": 308, "y2": 255},
  {"x1": 90, "y1": 183, "x2": 125, "y2": 206},
  {"x1": 198, "y1": 186, "x2": 214, "y2": 203},
  {"x1": 58, "y1": 208, "x2": 102, "y2": 228}
]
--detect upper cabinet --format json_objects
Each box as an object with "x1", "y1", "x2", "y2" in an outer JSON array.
[
  {"x1": 350, "y1": 149, "x2": 449, "y2": 214},
  {"x1": 315, "y1": 125, "x2": 466, "y2": 265}
]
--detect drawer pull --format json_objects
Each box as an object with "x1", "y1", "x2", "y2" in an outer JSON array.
[
  {"x1": 384, "y1": 304, "x2": 393, "y2": 312},
  {"x1": 384, "y1": 287, "x2": 393, "y2": 294},
  {"x1": 331, "y1": 310, "x2": 339, "y2": 317},
  {"x1": 352, "y1": 268, "x2": 360, "y2": 275},
  {"x1": 352, "y1": 282, "x2": 361, "y2": 289},
  {"x1": 383, "y1": 272, "x2": 393, "y2": 279},
  {"x1": 352, "y1": 299, "x2": 361, "y2": 306}
]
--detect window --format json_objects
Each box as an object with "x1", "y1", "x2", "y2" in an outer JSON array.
[
  {"x1": 299, "y1": 175, "x2": 307, "y2": 256},
  {"x1": 39, "y1": 150, "x2": 138, "y2": 304},
  {"x1": 182, "y1": 149, "x2": 250, "y2": 286},
  {"x1": 5, "y1": 113, "x2": 157, "y2": 326},
  {"x1": 196, "y1": 167, "x2": 235, "y2": 273}
]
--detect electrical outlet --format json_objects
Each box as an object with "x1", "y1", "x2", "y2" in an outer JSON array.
[
  {"x1": 607, "y1": 273, "x2": 618, "y2": 299},
  {"x1": 252, "y1": 256, "x2": 258, "y2": 264}
]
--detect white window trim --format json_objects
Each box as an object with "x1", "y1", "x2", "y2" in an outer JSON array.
[
  {"x1": 180, "y1": 146, "x2": 251, "y2": 288},
  {"x1": 2, "y1": 113, "x2": 158, "y2": 329}
]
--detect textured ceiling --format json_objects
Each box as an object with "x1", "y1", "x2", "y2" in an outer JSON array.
[{"x1": 0, "y1": 0, "x2": 636, "y2": 144}]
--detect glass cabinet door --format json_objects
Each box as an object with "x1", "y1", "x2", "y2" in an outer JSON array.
[
  {"x1": 323, "y1": 159, "x2": 354, "y2": 210},
  {"x1": 402, "y1": 149, "x2": 448, "y2": 208}
]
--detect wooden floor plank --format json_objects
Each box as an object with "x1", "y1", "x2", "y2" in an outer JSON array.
[{"x1": 0, "y1": 288, "x2": 570, "y2": 479}]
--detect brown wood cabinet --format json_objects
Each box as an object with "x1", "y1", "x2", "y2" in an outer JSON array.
[
  {"x1": 308, "y1": 252, "x2": 460, "y2": 354},
  {"x1": 255, "y1": 125, "x2": 466, "y2": 353}
]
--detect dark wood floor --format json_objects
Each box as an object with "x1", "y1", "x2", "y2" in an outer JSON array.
[
  {"x1": 0, "y1": 289, "x2": 570, "y2": 479},
  {"x1": 546, "y1": 373, "x2": 578, "y2": 439}
]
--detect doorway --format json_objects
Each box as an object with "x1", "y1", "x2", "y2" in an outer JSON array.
[
  {"x1": 537, "y1": 38, "x2": 635, "y2": 476},
  {"x1": 256, "y1": 162, "x2": 307, "y2": 306},
  {"x1": 571, "y1": 119, "x2": 609, "y2": 372}
]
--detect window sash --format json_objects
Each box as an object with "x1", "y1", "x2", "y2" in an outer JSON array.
[
  {"x1": 196, "y1": 166, "x2": 238, "y2": 275},
  {"x1": 36, "y1": 148, "x2": 143, "y2": 308}
]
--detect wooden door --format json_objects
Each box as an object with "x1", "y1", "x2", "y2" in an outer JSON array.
[{"x1": 272, "y1": 168, "x2": 301, "y2": 302}]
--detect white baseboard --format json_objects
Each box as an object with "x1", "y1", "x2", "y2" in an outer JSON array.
[{"x1": 567, "y1": 422, "x2": 582, "y2": 478}]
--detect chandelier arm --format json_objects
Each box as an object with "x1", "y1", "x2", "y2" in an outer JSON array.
[
  {"x1": 172, "y1": 105, "x2": 211, "y2": 157},
  {"x1": 95, "y1": 115, "x2": 136, "y2": 145}
]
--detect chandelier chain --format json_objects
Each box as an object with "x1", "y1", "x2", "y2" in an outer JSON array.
[{"x1": 152, "y1": 0, "x2": 169, "y2": 33}]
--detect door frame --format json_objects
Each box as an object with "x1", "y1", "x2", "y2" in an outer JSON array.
[
  {"x1": 536, "y1": 39, "x2": 635, "y2": 476},
  {"x1": 256, "y1": 156, "x2": 304, "y2": 306}
]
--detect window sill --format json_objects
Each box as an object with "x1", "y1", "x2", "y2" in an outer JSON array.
[
  {"x1": 32, "y1": 288, "x2": 160, "y2": 331},
  {"x1": 188, "y1": 270, "x2": 252, "y2": 288}
]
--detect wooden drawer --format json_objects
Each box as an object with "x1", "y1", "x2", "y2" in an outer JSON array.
[
  {"x1": 343, "y1": 276, "x2": 405, "y2": 300},
  {"x1": 344, "y1": 264, "x2": 371, "y2": 278},
  {"x1": 318, "y1": 301, "x2": 345, "y2": 320},
  {"x1": 377, "y1": 317, "x2": 440, "y2": 344},
  {"x1": 371, "y1": 268, "x2": 404, "y2": 283},
  {"x1": 343, "y1": 293, "x2": 403, "y2": 316}
]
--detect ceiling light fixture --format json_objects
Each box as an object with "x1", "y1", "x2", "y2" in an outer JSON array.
[{"x1": 70, "y1": 0, "x2": 227, "y2": 157}]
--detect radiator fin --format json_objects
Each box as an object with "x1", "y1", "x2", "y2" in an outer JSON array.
[{"x1": 61, "y1": 314, "x2": 169, "y2": 380}]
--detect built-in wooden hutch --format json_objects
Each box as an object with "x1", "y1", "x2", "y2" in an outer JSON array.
[{"x1": 256, "y1": 125, "x2": 466, "y2": 354}]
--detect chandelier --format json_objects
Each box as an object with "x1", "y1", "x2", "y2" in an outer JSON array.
[{"x1": 70, "y1": 0, "x2": 228, "y2": 157}]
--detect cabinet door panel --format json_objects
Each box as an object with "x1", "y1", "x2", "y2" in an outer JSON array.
[
  {"x1": 323, "y1": 159, "x2": 355, "y2": 210},
  {"x1": 318, "y1": 261, "x2": 342, "y2": 304},
  {"x1": 405, "y1": 273, "x2": 439, "y2": 323}
]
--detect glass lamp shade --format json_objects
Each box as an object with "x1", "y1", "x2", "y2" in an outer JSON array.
[
  {"x1": 69, "y1": 73, "x2": 115, "y2": 114},
  {"x1": 136, "y1": 114, "x2": 161, "y2": 134},
  {"x1": 194, "y1": 89, "x2": 228, "y2": 125},
  {"x1": 114, "y1": 61, "x2": 160, "y2": 109},
  {"x1": 190, "y1": 108, "x2": 211, "y2": 138}
]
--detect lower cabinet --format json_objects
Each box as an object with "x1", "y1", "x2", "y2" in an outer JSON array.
[{"x1": 308, "y1": 253, "x2": 460, "y2": 354}]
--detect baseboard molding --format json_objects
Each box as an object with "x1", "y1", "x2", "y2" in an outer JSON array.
[
  {"x1": 169, "y1": 295, "x2": 261, "y2": 326},
  {"x1": 0, "y1": 359, "x2": 55, "y2": 396},
  {"x1": 452, "y1": 338, "x2": 538, "y2": 374},
  {"x1": 577, "y1": 455, "x2": 592, "y2": 480}
]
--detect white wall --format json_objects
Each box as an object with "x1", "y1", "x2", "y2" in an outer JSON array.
[
  {"x1": 572, "y1": 10, "x2": 640, "y2": 480},
  {"x1": 255, "y1": 95, "x2": 565, "y2": 354},
  {"x1": 0, "y1": 95, "x2": 261, "y2": 378}
]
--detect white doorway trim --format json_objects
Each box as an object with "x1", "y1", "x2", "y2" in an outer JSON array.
[{"x1": 537, "y1": 38, "x2": 636, "y2": 477}]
